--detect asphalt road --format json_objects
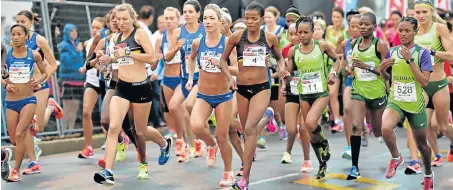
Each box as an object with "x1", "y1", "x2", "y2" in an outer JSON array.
[{"x1": 2, "y1": 128, "x2": 453, "y2": 190}]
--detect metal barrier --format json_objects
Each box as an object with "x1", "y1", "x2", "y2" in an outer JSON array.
[{"x1": 1, "y1": 0, "x2": 118, "y2": 140}]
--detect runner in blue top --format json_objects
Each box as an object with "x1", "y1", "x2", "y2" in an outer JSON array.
[
  {"x1": 164, "y1": 0, "x2": 206, "y2": 163},
  {"x1": 2, "y1": 24, "x2": 47, "y2": 182},
  {"x1": 15, "y1": 10, "x2": 62, "y2": 175}
]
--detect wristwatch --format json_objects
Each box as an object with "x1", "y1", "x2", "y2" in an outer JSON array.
[
  {"x1": 406, "y1": 58, "x2": 414, "y2": 64},
  {"x1": 430, "y1": 49, "x2": 436, "y2": 56},
  {"x1": 330, "y1": 71, "x2": 337, "y2": 78},
  {"x1": 125, "y1": 49, "x2": 131, "y2": 56},
  {"x1": 368, "y1": 65, "x2": 375, "y2": 71}
]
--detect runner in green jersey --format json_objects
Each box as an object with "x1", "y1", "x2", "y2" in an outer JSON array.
[
  {"x1": 278, "y1": 5, "x2": 300, "y2": 50},
  {"x1": 284, "y1": 16, "x2": 338, "y2": 179},
  {"x1": 414, "y1": 0, "x2": 453, "y2": 166},
  {"x1": 379, "y1": 17, "x2": 434, "y2": 190},
  {"x1": 346, "y1": 12, "x2": 389, "y2": 180}
]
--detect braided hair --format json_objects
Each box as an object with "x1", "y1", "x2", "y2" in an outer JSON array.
[
  {"x1": 245, "y1": 1, "x2": 265, "y2": 17},
  {"x1": 400, "y1": 16, "x2": 419, "y2": 32},
  {"x1": 296, "y1": 16, "x2": 314, "y2": 32}
]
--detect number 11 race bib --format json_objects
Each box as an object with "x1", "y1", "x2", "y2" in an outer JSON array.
[{"x1": 301, "y1": 71, "x2": 323, "y2": 95}]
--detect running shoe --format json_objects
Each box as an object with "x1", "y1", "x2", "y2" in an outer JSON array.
[
  {"x1": 48, "y1": 98, "x2": 63, "y2": 119},
  {"x1": 178, "y1": 144, "x2": 189, "y2": 163},
  {"x1": 316, "y1": 162, "x2": 327, "y2": 179},
  {"x1": 279, "y1": 125, "x2": 287, "y2": 140},
  {"x1": 219, "y1": 171, "x2": 235, "y2": 187},
  {"x1": 448, "y1": 150, "x2": 453, "y2": 162},
  {"x1": 405, "y1": 160, "x2": 422, "y2": 175},
  {"x1": 236, "y1": 164, "x2": 244, "y2": 176},
  {"x1": 301, "y1": 160, "x2": 313, "y2": 173},
  {"x1": 232, "y1": 177, "x2": 248, "y2": 190},
  {"x1": 115, "y1": 139, "x2": 127, "y2": 162},
  {"x1": 137, "y1": 164, "x2": 148, "y2": 180},
  {"x1": 431, "y1": 155, "x2": 443, "y2": 167},
  {"x1": 265, "y1": 107, "x2": 277, "y2": 133},
  {"x1": 175, "y1": 139, "x2": 184, "y2": 156},
  {"x1": 189, "y1": 147, "x2": 196, "y2": 158},
  {"x1": 1, "y1": 148, "x2": 12, "y2": 181},
  {"x1": 346, "y1": 166, "x2": 361, "y2": 180},
  {"x1": 253, "y1": 152, "x2": 256, "y2": 161},
  {"x1": 384, "y1": 155, "x2": 404, "y2": 179},
  {"x1": 422, "y1": 175, "x2": 434, "y2": 190},
  {"x1": 78, "y1": 146, "x2": 93, "y2": 159},
  {"x1": 34, "y1": 144, "x2": 42, "y2": 162},
  {"x1": 158, "y1": 137, "x2": 172, "y2": 165},
  {"x1": 331, "y1": 124, "x2": 343, "y2": 133},
  {"x1": 206, "y1": 145, "x2": 218, "y2": 167},
  {"x1": 342, "y1": 146, "x2": 352, "y2": 160},
  {"x1": 22, "y1": 161, "x2": 40, "y2": 175},
  {"x1": 100, "y1": 143, "x2": 106, "y2": 150},
  {"x1": 257, "y1": 137, "x2": 266, "y2": 149},
  {"x1": 361, "y1": 132, "x2": 368, "y2": 147},
  {"x1": 281, "y1": 152, "x2": 292, "y2": 164},
  {"x1": 195, "y1": 139, "x2": 204, "y2": 157},
  {"x1": 378, "y1": 137, "x2": 384, "y2": 143},
  {"x1": 98, "y1": 157, "x2": 106, "y2": 169},
  {"x1": 7, "y1": 169, "x2": 21, "y2": 182},
  {"x1": 94, "y1": 169, "x2": 114, "y2": 185}
]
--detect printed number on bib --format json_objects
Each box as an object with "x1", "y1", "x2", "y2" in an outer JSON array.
[
  {"x1": 356, "y1": 62, "x2": 377, "y2": 81},
  {"x1": 301, "y1": 71, "x2": 323, "y2": 95},
  {"x1": 394, "y1": 81, "x2": 416, "y2": 102},
  {"x1": 9, "y1": 64, "x2": 31, "y2": 83},
  {"x1": 117, "y1": 56, "x2": 134, "y2": 66},
  {"x1": 243, "y1": 46, "x2": 266, "y2": 67},
  {"x1": 200, "y1": 52, "x2": 221, "y2": 73},
  {"x1": 290, "y1": 77, "x2": 300, "y2": 95},
  {"x1": 185, "y1": 57, "x2": 200, "y2": 73}
]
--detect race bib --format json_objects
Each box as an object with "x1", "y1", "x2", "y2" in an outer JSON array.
[
  {"x1": 199, "y1": 52, "x2": 221, "y2": 73},
  {"x1": 164, "y1": 43, "x2": 182, "y2": 64},
  {"x1": 419, "y1": 45, "x2": 435, "y2": 65},
  {"x1": 290, "y1": 77, "x2": 300, "y2": 95},
  {"x1": 117, "y1": 56, "x2": 134, "y2": 67},
  {"x1": 9, "y1": 64, "x2": 31, "y2": 83},
  {"x1": 356, "y1": 62, "x2": 377, "y2": 81},
  {"x1": 243, "y1": 46, "x2": 266, "y2": 67},
  {"x1": 185, "y1": 57, "x2": 200, "y2": 73},
  {"x1": 394, "y1": 81, "x2": 416, "y2": 102},
  {"x1": 301, "y1": 71, "x2": 323, "y2": 95}
]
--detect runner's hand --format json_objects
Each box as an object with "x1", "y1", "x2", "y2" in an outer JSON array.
[
  {"x1": 79, "y1": 67, "x2": 86, "y2": 74},
  {"x1": 185, "y1": 79, "x2": 193, "y2": 91},
  {"x1": 5, "y1": 84, "x2": 16, "y2": 92},
  {"x1": 280, "y1": 85, "x2": 287, "y2": 95},
  {"x1": 351, "y1": 58, "x2": 369, "y2": 70},
  {"x1": 327, "y1": 73, "x2": 336, "y2": 85},
  {"x1": 228, "y1": 77, "x2": 237, "y2": 91},
  {"x1": 379, "y1": 59, "x2": 394, "y2": 72},
  {"x1": 447, "y1": 76, "x2": 453, "y2": 84},
  {"x1": 400, "y1": 46, "x2": 411, "y2": 61}
]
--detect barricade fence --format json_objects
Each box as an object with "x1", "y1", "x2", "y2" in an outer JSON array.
[{"x1": 1, "y1": 0, "x2": 118, "y2": 141}]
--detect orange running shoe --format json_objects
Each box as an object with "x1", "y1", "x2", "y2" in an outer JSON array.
[
  {"x1": 22, "y1": 162, "x2": 40, "y2": 175},
  {"x1": 175, "y1": 139, "x2": 184, "y2": 156},
  {"x1": 447, "y1": 150, "x2": 453, "y2": 162},
  {"x1": 78, "y1": 146, "x2": 93, "y2": 159},
  {"x1": 195, "y1": 140, "x2": 204, "y2": 158},
  {"x1": 7, "y1": 169, "x2": 21, "y2": 182},
  {"x1": 178, "y1": 144, "x2": 190, "y2": 163},
  {"x1": 48, "y1": 98, "x2": 63, "y2": 119},
  {"x1": 98, "y1": 157, "x2": 106, "y2": 168},
  {"x1": 219, "y1": 171, "x2": 235, "y2": 187},
  {"x1": 206, "y1": 145, "x2": 218, "y2": 167}
]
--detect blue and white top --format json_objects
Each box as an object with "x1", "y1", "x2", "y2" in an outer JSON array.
[
  {"x1": 6, "y1": 48, "x2": 35, "y2": 84},
  {"x1": 179, "y1": 23, "x2": 206, "y2": 79},
  {"x1": 196, "y1": 35, "x2": 226, "y2": 73}
]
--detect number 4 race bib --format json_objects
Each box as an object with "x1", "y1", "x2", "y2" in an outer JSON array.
[
  {"x1": 394, "y1": 81, "x2": 416, "y2": 102},
  {"x1": 243, "y1": 46, "x2": 266, "y2": 67},
  {"x1": 301, "y1": 71, "x2": 323, "y2": 95}
]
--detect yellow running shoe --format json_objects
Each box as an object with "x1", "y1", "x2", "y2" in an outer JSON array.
[
  {"x1": 137, "y1": 164, "x2": 148, "y2": 180},
  {"x1": 115, "y1": 141, "x2": 126, "y2": 162}
]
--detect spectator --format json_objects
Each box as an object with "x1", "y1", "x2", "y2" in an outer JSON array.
[
  {"x1": 151, "y1": 15, "x2": 166, "y2": 48},
  {"x1": 387, "y1": 10, "x2": 402, "y2": 47},
  {"x1": 57, "y1": 23, "x2": 85, "y2": 137}
]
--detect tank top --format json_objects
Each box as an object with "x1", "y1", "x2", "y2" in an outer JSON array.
[
  {"x1": 388, "y1": 45, "x2": 425, "y2": 114},
  {"x1": 326, "y1": 27, "x2": 348, "y2": 47},
  {"x1": 293, "y1": 40, "x2": 328, "y2": 95},
  {"x1": 85, "y1": 38, "x2": 100, "y2": 87},
  {"x1": 108, "y1": 34, "x2": 119, "y2": 70},
  {"x1": 179, "y1": 23, "x2": 206, "y2": 79},
  {"x1": 236, "y1": 29, "x2": 271, "y2": 67},
  {"x1": 351, "y1": 37, "x2": 386, "y2": 99},
  {"x1": 6, "y1": 48, "x2": 35, "y2": 84},
  {"x1": 343, "y1": 38, "x2": 354, "y2": 69},
  {"x1": 414, "y1": 23, "x2": 444, "y2": 64},
  {"x1": 161, "y1": 30, "x2": 182, "y2": 64},
  {"x1": 279, "y1": 29, "x2": 291, "y2": 50},
  {"x1": 115, "y1": 28, "x2": 145, "y2": 67},
  {"x1": 197, "y1": 35, "x2": 226, "y2": 73},
  {"x1": 26, "y1": 32, "x2": 44, "y2": 58},
  {"x1": 262, "y1": 25, "x2": 283, "y2": 36}
]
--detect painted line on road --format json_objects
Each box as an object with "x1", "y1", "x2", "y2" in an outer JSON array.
[
  {"x1": 249, "y1": 173, "x2": 300, "y2": 186},
  {"x1": 294, "y1": 173, "x2": 401, "y2": 190}
]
